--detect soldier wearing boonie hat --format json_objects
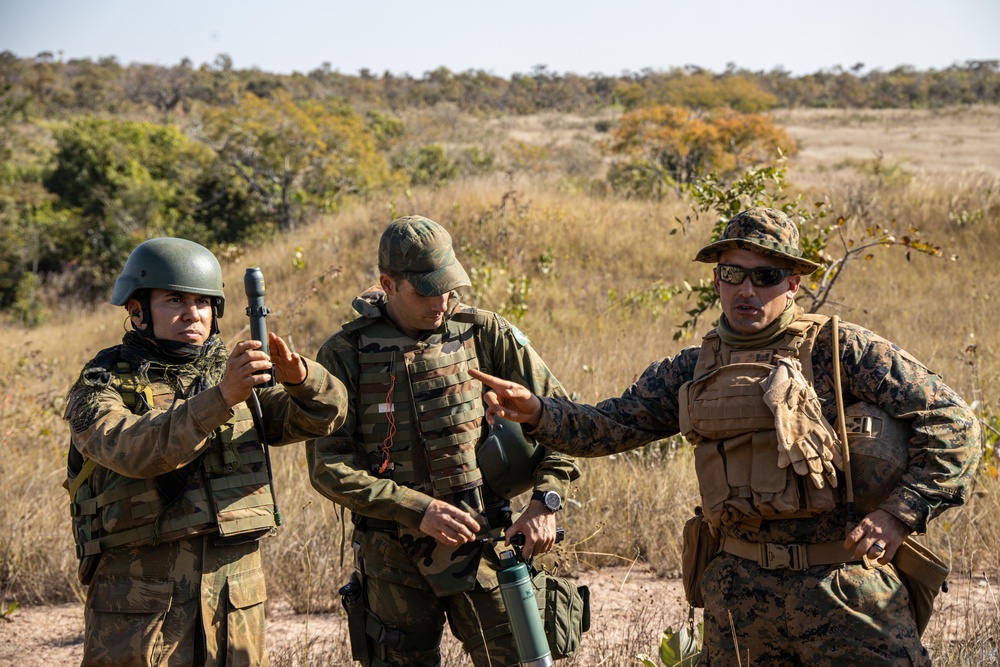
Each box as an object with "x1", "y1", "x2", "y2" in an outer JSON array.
[
  {"x1": 470, "y1": 206, "x2": 980, "y2": 665},
  {"x1": 694, "y1": 207, "x2": 821, "y2": 276},
  {"x1": 307, "y1": 215, "x2": 580, "y2": 667}
]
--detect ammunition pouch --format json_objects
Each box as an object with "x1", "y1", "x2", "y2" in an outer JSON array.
[
  {"x1": 530, "y1": 566, "x2": 590, "y2": 659},
  {"x1": 681, "y1": 507, "x2": 720, "y2": 608},
  {"x1": 894, "y1": 536, "x2": 950, "y2": 637},
  {"x1": 339, "y1": 572, "x2": 372, "y2": 665}
]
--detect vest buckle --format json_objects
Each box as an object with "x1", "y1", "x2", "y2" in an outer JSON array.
[{"x1": 759, "y1": 542, "x2": 808, "y2": 570}]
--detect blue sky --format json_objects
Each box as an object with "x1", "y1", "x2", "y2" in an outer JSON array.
[{"x1": 1, "y1": 0, "x2": 997, "y2": 77}]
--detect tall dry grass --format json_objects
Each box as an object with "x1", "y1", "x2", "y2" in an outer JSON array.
[{"x1": 2, "y1": 109, "x2": 1000, "y2": 663}]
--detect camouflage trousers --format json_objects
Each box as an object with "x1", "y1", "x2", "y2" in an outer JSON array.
[
  {"x1": 81, "y1": 535, "x2": 268, "y2": 667},
  {"x1": 699, "y1": 552, "x2": 930, "y2": 666},
  {"x1": 356, "y1": 527, "x2": 519, "y2": 667}
]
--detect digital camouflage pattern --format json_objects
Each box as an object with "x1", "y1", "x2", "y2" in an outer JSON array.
[
  {"x1": 530, "y1": 315, "x2": 980, "y2": 665},
  {"x1": 307, "y1": 288, "x2": 579, "y2": 667},
  {"x1": 65, "y1": 332, "x2": 347, "y2": 666},
  {"x1": 700, "y1": 553, "x2": 927, "y2": 665},
  {"x1": 694, "y1": 207, "x2": 822, "y2": 276}
]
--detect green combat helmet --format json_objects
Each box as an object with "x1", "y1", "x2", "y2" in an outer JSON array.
[
  {"x1": 476, "y1": 416, "x2": 546, "y2": 499},
  {"x1": 111, "y1": 237, "x2": 226, "y2": 317}
]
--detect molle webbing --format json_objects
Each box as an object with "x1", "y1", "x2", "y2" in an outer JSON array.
[
  {"x1": 687, "y1": 315, "x2": 826, "y2": 440},
  {"x1": 71, "y1": 444, "x2": 273, "y2": 556},
  {"x1": 69, "y1": 358, "x2": 277, "y2": 556},
  {"x1": 685, "y1": 315, "x2": 833, "y2": 527},
  {"x1": 357, "y1": 319, "x2": 485, "y2": 497}
]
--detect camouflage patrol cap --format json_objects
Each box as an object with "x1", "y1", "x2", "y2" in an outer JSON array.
[
  {"x1": 378, "y1": 215, "x2": 471, "y2": 296},
  {"x1": 694, "y1": 207, "x2": 821, "y2": 275}
]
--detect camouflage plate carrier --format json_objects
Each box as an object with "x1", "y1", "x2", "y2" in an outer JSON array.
[{"x1": 66, "y1": 352, "x2": 278, "y2": 585}]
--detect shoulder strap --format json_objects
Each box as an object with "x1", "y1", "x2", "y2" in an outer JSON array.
[
  {"x1": 68, "y1": 459, "x2": 98, "y2": 498},
  {"x1": 69, "y1": 359, "x2": 153, "y2": 495},
  {"x1": 831, "y1": 315, "x2": 854, "y2": 509}
]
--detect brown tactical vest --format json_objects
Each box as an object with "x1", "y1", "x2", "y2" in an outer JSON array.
[
  {"x1": 69, "y1": 360, "x2": 277, "y2": 560},
  {"x1": 678, "y1": 314, "x2": 840, "y2": 529}
]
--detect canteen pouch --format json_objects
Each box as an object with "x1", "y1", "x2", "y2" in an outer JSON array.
[
  {"x1": 893, "y1": 536, "x2": 950, "y2": 637},
  {"x1": 681, "y1": 507, "x2": 720, "y2": 608},
  {"x1": 339, "y1": 572, "x2": 372, "y2": 665},
  {"x1": 531, "y1": 567, "x2": 590, "y2": 659}
]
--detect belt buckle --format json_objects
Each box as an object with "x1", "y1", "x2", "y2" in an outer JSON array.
[{"x1": 760, "y1": 543, "x2": 808, "y2": 570}]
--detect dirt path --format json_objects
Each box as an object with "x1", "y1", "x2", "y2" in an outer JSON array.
[
  {"x1": 0, "y1": 565, "x2": 690, "y2": 667},
  {"x1": 2, "y1": 567, "x2": 994, "y2": 666}
]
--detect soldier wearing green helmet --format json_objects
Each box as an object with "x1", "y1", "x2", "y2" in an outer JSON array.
[
  {"x1": 306, "y1": 215, "x2": 580, "y2": 667},
  {"x1": 472, "y1": 207, "x2": 981, "y2": 666},
  {"x1": 64, "y1": 237, "x2": 348, "y2": 666}
]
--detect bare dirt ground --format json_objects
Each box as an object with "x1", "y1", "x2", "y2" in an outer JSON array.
[
  {"x1": 3, "y1": 565, "x2": 996, "y2": 666},
  {"x1": 0, "y1": 565, "x2": 691, "y2": 667}
]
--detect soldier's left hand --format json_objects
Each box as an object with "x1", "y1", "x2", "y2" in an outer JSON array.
[
  {"x1": 844, "y1": 508, "x2": 912, "y2": 565},
  {"x1": 269, "y1": 333, "x2": 308, "y2": 385},
  {"x1": 505, "y1": 500, "x2": 557, "y2": 559}
]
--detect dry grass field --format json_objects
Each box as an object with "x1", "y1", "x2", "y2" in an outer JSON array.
[{"x1": 2, "y1": 106, "x2": 1000, "y2": 665}]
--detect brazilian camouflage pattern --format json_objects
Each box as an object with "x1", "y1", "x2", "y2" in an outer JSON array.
[
  {"x1": 694, "y1": 207, "x2": 821, "y2": 276},
  {"x1": 530, "y1": 315, "x2": 980, "y2": 663},
  {"x1": 82, "y1": 536, "x2": 267, "y2": 667},
  {"x1": 65, "y1": 332, "x2": 348, "y2": 666},
  {"x1": 377, "y1": 216, "x2": 472, "y2": 296},
  {"x1": 359, "y1": 528, "x2": 518, "y2": 667},
  {"x1": 307, "y1": 289, "x2": 579, "y2": 665},
  {"x1": 357, "y1": 316, "x2": 490, "y2": 596}
]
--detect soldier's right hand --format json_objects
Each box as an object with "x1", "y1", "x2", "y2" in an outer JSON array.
[
  {"x1": 468, "y1": 368, "x2": 543, "y2": 427},
  {"x1": 420, "y1": 500, "x2": 480, "y2": 546},
  {"x1": 218, "y1": 340, "x2": 275, "y2": 408}
]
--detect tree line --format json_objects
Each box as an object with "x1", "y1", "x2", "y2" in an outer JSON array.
[
  {"x1": 3, "y1": 52, "x2": 999, "y2": 118},
  {"x1": 0, "y1": 51, "x2": 995, "y2": 326}
]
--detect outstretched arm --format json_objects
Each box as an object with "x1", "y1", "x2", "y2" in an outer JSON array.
[{"x1": 469, "y1": 368, "x2": 543, "y2": 426}]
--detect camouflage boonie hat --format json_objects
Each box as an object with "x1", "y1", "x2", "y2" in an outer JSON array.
[
  {"x1": 378, "y1": 216, "x2": 471, "y2": 296},
  {"x1": 694, "y1": 207, "x2": 821, "y2": 275}
]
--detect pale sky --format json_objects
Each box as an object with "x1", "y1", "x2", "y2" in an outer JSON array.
[{"x1": 1, "y1": 0, "x2": 998, "y2": 78}]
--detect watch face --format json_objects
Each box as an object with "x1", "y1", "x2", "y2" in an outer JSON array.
[{"x1": 543, "y1": 491, "x2": 561, "y2": 512}]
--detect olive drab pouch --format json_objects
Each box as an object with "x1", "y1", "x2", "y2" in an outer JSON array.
[
  {"x1": 339, "y1": 572, "x2": 372, "y2": 665},
  {"x1": 893, "y1": 536, "x2": 950, "y2": 637},
  {"x1": 681, "y1": 507, "x2": 720, "y2": 608},
  {"x1": 530, "y1": 566, "x2": 590, "y2": 659}
]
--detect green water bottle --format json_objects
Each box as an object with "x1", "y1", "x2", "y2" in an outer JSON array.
[{"x1": 497, "y1": 549, "x2": 553, "y2": 667}]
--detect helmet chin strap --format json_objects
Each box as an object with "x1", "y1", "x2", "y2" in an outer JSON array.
[
  {"x1": 210, "y1": 299, "x2": 221, "y2": 335},
  {"x1": 132, "y1": 291, "x2": 155, "y2": 339}
]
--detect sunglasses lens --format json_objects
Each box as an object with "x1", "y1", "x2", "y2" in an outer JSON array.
[
  {"x1": 750, "y1": 268, "x2": 785, "y2": 287},
  {"x1": 718, "y1": 265, "x2": 746, "y2": 285},
  {"x1": 718, "y1": 265, "x2": 790, "y2": 287}
]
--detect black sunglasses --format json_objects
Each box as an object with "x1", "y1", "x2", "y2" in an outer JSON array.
[{"x1": 717, "y1": 264, "x2": 794, "y2": 287}]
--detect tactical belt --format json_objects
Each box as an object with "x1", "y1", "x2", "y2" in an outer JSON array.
[{"x1": 720, "y1": 533, "x2": 865, "y2": 571}]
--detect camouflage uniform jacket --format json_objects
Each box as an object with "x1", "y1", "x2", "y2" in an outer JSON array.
[
  {"x1": 307, "y1": 290, "x2": 579, "y2": 532},
  {"x1": 67, "y1": 336, "x2": 347, "y2": 517},
  {"x1": 64, "y1": 333, "x2": 347, "y2": 666},
  {"x1": 532, "y1": 316, "x2": 981, "y2": 545}
]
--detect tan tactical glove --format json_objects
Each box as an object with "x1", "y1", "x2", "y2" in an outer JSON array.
[{"x1": 761, "y1": 357, "x2": 843, "y2": 489}]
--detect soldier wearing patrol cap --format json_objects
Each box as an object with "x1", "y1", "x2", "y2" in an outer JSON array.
[
  {"x1": 64, "y1": 237, "x2": 348, "y2": 666},
  {"x1": 472, "y1": 207, "x2": 981, "y2": 666},
  {"x1": 306, "y1": 215, "x2": 580, "y2": 667}
]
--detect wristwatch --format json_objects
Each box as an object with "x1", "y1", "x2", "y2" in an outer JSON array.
[{"x1": 531, "y1": 490, "x2": 562, "y2": 513}]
